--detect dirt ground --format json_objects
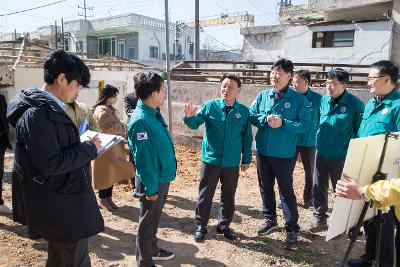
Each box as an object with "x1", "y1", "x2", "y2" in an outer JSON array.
[{"x1": 0, "y1": 145, "x2": 364, "y2": 267}]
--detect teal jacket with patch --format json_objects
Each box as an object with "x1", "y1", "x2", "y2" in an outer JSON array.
[
  {"x1": 183, "y1": 99, "x2": 253, "y2": 167},
  {"x1": 297, "y1": 88, "x2": 322, "y2": 147},
  {"x1": 358, "y1": 89, "x2": 400, "y2": 138},
  {"x1": 316, "y1": 90, "x2": 365, "y2": 160},
  {"x1": 249, "y1": 87, "x2": 311, "y2": 158},
  {"x1": 127, "y1": 100, "x2": 176, "y2": 196}
]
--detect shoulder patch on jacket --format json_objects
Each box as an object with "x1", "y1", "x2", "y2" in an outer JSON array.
[{"x1": 137, "y1": 132, "x2": 148, "y2": 140}]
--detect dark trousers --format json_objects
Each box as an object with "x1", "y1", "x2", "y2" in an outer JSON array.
[
  {"x1": 295, "y1": 146, "x2": 316, "y2": 203},
  {"x1": 313, "y1": 153, "x2": 345, "y2": 220},
  {"x1": 136, "y1": 181, "x2": 170, "y2": 267},
  {"x1": 363, "y1": 209, "x2": 395, "y2": 267},
  {"x1": 46, "y1": 238, "x2": 90, "y2": 267},
  {"x1": 98, "y1": 186, "x2": 113, "y2": 199},
  {"x1": 129, "y1": 153, "x2": 135, "y2": 190},
  {"x1": 256, "y1": 153, "x2": 299, "y2": 233},
  {"x1": 0, "y1": 144, "x2": 6, "y2": 205},
  {"x1": 195, "y1": 162, "x2": 239, "y2": 230}
]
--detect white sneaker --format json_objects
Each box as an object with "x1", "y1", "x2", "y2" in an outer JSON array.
[{"x1": 0, "y1": 204, "x2": 12, "y2": 214}]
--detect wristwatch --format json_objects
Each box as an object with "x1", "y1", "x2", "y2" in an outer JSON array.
[{"x1": 359, "y1": 187, "x2": 368, "y2": 201}]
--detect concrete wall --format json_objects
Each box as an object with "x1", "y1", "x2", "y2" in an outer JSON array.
[
  {"x1": 241, "y1": 26, "x2": 285, "y2": 61},
  {"x1": 286, "y1": 21, "x2": 392, "y2": 64},
  {"x1": 11, "y1": 68, "x2": 137, "y2": 122},
  {"x1": 391, "y1": 0, "x2": 400, "y2": 66},
  {"x1": 242, "y1": 20, "x2": 393, "y2": 65},
  {"x1": 164, "y1": 81, "x2": 373, "y2": 148},
  {"x1": 309, "y1": 0, "x2": 392, "y2": 11}
]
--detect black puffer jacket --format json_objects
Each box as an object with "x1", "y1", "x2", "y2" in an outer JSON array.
[{"x1": 7, "y1": 88, "x2": 104, "y2": 242}]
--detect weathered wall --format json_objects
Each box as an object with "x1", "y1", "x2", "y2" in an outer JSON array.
[
  {"x1": 309, "y1": 0, "x2": 392, "y2": 11},
  {"x1": 391, "y1": 0, "x2": 400, "y2": 66},
  {"x1": 286, "y1": 21, "x2": 393, "y2": 64},
  {"x1": 165, "y1": 81, "x2": 373, "y2": 148},
  {"x1": 241, "y1": 20, "x2": 393, "y2": 65}
]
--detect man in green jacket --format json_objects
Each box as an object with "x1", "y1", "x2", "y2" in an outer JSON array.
[
  {"x1": 309, "y1": 68, "x2": 365, "y2": 232},
  {"x1": 339, "y1": 60, "x2": 400, "y2": 267},
  {"x1": 292, "y1": 70, "x2": 322, "y2": 209},
  {"x1": 183, "y1": 74, "x2": 252, "y2": 242},
  {"x1": 250, "y1": 59, "x2": 311, "y2": 250},
  {"x1": 127, "y1": 72, "x2": 176, "y2": 267}
]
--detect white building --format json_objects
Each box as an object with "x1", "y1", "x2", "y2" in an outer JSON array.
[
  {"x1": 241, "y1": 0, "x2": 400, "y2": 66},
  {"x1": 29, "y1": 13, "x2": 195, "y2": 66}
]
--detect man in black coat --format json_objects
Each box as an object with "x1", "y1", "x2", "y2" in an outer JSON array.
[
  {"x1": 7, "y1": 49, "x2": 104, "y2": 267},
  {"x1": 0, "y1": 94, "x2": 12, "y2": 214}
]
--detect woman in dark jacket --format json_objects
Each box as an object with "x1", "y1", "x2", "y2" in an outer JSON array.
[{"x1": 0, "y1": 94, "x2": 12, "y2": 214}]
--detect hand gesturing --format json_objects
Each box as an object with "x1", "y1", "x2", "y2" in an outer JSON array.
[{"x1": 184, "y1": 101, "x2": 198, "y2": 118}]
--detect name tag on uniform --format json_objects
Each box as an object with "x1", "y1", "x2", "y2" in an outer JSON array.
[
  {"x1": 340, "y1": 106, "x2": 347, "y2": 113},
  {"x1": 284, "y1": 102, "x2": 291, "y2": 109},
  {"x1": 235, "y1": 112, "x2": 241, "y2": 119},
  {"x1": 381, "y1": 108, "x2": 389, "y2": 115},
  {"x1": 306, "y1": 102, "x2": 312, "y2": 108},
  {"x1": 137, "y1": 132, "x2": 148, "y2": 140}
]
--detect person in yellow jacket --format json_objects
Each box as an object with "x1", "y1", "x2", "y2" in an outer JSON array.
[
  {"x1": 336, "y1": 175, "x2": 399, "y2": 266},
  {"x1": 66, "y1": 91, "x2": 101, "y2": 133}
]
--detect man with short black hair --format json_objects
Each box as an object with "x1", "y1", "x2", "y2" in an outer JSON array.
[
  {"x1": 7, "y1": 49, "x2": 104, "y2": 266},
  {"x1": 183, "y1": 74, "x2": 252, "y2": 242},
  {"x1": 127, "y1": 72, "x2": 176, "y2": 267},
  {"x1": 309, "y1": 68, "x2": 364, "y2": 233},
  {"x1": 338, "y1": 60, "x2": 400, "y2": 267},
  {"x1": 292, "y1": 70, "x2": 322, "y2": 209},
  {"x1": 250, "y1": 58, "x2": 311, "y2": 250}
]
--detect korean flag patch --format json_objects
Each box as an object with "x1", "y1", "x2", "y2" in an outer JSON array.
[{"x1": 137, "y1": 132, "x2": 148, "y2": 140}]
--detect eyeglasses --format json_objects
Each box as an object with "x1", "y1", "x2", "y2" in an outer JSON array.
[{"x1": 367, "y1": 75, "x2": 387, "y2": 81}]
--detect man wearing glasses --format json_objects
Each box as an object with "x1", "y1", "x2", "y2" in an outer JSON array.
[
  {"x1": 338, "y1": 60, "x2": 400, "y2": 267},
  {"x1": 308, "y1": 68, "x2": 365, "y2": 232}
]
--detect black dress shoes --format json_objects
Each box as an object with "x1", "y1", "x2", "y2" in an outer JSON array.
[
  {"x1": 216, "y1": 226, "x2": 237, "y2": 241},
  {"x1": 194, "y1": 226, "x2": 207, "y2": 242}
]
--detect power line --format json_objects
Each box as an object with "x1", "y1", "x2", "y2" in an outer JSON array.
[{"x1": 0, "y1": 0, "x2": 66, "y2": 17}]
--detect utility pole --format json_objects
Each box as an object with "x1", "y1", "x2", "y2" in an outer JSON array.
[
  {"x1": 78, "y1": 0, "x2": 93, "y2": 20},
  {"x1": 164, "y1": 0, "x2": 173, "y2": 135},
  {"x1": 55, "y1": 20, "x2": 58, "y2": 49},
  {"x1": 175, "y1": 21, "x2": 179, "y2": 60},
  {"x1": 61, "y1": 18, "x2": 65, "y2": 50},
  {"x1": 195, "y1": 0, "x2": 199, "y2": 65}
]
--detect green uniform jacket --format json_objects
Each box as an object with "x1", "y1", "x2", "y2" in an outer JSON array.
[
  {"x1": 316, "y1": 90, "x2": 364, "y2": 160},
  {"x1": 65, "y1": 101, "x2": 101, "y2": 132},
  {"x1": 358, "y1": 89, "x2": 400, "y2": 137},
  {"x1": 183, "y1": 99, "x2": 253, "y2": 167},
  {"x1": 297, "y1": 88, "x2": 322, "y2": 147},
  {"x1": 127, "y1": 100, "x2": 176, "y2": 196},
  {"x1": 249, "y1": 87, "x2": 311, "y2": 158}
]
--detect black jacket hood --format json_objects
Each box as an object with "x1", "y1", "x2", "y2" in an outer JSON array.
[{"x1": 7, "y1": 87, "x2": 65, "y2": 127}]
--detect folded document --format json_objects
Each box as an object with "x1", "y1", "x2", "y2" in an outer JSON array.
[{"x1": 80, "y1": 130, "x2": 124, "y2": 156}]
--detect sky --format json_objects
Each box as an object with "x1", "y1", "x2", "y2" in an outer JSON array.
[{"x1": 0, "y1": 0, "x2": 308, "y2": 50}]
